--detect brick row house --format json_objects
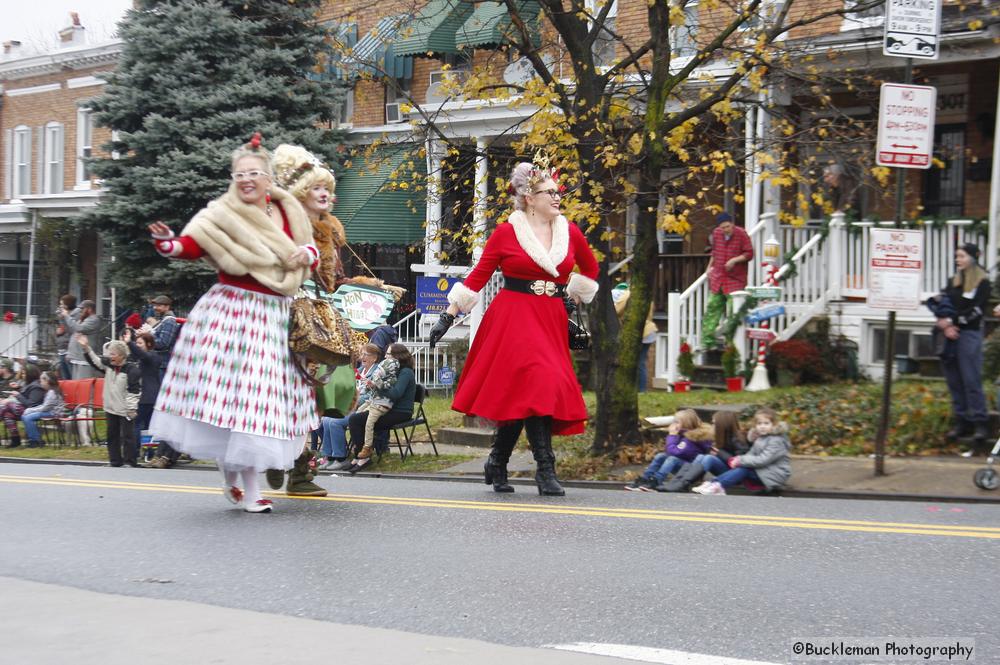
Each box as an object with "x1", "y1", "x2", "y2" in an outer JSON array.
[
  {"x1": 320, "y1": 0, "x2": 1000, "y2": 385},
  {"x1": 0, "y1": 14, "x2": 120, "y2": 353}
]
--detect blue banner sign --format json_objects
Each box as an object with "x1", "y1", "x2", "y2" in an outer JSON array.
[
  {"x1": 438, "y1": 366, "x2": 456, "y2": 386},
  {"x1": 745, "y1": 304, "x2": 785, "y2": 325},
  {"x1": 417, "y1": 276, "x2": 462, "y2": 314}
]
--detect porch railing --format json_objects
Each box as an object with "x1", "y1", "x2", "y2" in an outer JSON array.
[
  {"x1": 392, "y1": 271, "x2": 504, "y2": 390},
  {"x1": 658, "y1": 213, "x2": 989, "y2": 387},
  {"x1": 661, "y1": 213, "x2": 773, "y2": 384}
]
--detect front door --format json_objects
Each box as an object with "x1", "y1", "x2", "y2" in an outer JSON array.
[{"x1": 924, "y1": 124, "x2": 966, "y2": 218}]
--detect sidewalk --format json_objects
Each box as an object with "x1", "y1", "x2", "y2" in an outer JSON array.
[
  {"x1": 2, "y1": 443, "x2": 997, "y2": 503},
  {"x1": 407, "y1": 441, "x2": 1000, "y2": 503}
]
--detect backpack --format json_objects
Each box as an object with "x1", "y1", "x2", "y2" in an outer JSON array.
[{"x1": 663, "y1": 462, "x2": 706, "y2": 492}]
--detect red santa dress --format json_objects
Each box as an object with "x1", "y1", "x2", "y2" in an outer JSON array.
[{"x1": 449, "y1": 211, "x2": 599, "y2": 435}]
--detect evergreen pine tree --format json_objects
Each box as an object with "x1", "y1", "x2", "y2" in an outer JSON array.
[{"x1": 82, "y1": 0, "x2": 347, "y2": 305}]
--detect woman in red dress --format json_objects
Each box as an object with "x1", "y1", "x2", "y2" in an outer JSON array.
[{"x1": 429, "y1": 162, "x2": 599, "y2": 496}]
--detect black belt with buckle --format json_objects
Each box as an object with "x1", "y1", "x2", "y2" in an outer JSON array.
[{"x1": 504, "y1": 276, "x2": 567, "y2": 297}]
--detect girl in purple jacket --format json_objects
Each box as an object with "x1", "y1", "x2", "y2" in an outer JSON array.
[{"x1": 625, "y1": 409, "x2": 714, "y2": 492}]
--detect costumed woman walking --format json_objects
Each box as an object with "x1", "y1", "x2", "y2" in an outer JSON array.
[
  {"x1": 429, "y1": 161, "x2": 599, "y2": 495},
  {"x1": 147, "y1": 134, "x2": 319, "y2": 513}
]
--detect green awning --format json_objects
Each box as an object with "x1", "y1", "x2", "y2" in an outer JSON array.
[
  {"x1": 456, "y1": 1, "x2": 541, "y2": 48},
  {"x1": 393, "y1": 0, "x2": 475, "y2": 56},
  {"x1": 333, "y1": 146, "x2": 427, "y2": 245},
  {"x1": 308, "y1": 22, "x2": 358, "y2": 82},
  {"x1": 341, "y1": 16, "x2": 414, "y2": 80}
]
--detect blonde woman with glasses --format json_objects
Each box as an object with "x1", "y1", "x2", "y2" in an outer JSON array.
[
  {"x1": 429, "y1": 161, "x2": 599, "y2": 496},
  {"x1": 146, "y1": 134, "x2": 319, "y2": 513}
]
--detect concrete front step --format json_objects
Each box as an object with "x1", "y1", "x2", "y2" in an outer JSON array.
[{"x1": 436, "y1": 427, "x2": 495, "y2": 448}]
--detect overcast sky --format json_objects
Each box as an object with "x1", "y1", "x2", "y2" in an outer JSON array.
[{"x1": 2, "y1": 0, "x2": 132, "y2": 52}]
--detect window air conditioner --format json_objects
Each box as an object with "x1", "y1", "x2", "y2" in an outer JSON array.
[{"x1": 385, "y1": 102, "x2": 404, "y2": 124}]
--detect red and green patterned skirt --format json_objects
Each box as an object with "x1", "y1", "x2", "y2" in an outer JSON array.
[{"x1": 150, "y1": 283, "x2": 318, "y2": 471}]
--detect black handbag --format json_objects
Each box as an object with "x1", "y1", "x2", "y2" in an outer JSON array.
[{"x1": 568, "y1": 307, "x2": 591, "y2": 351}]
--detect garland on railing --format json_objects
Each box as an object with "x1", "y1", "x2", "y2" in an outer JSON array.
[
  {"x1": 719, "y1": 294, "x2": 759, "y2": 342},
  {"x1": 775, "y1": 249, "x2": 799, "y2": 283}
]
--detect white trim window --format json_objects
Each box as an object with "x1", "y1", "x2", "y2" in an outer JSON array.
[
  {"x1": 337, "y1": 87, "x2": 355, "y2": 127},
  {"x1": 75, "y1": 107, "x2": 94, "y2": 188},
  {"x1": 671, "y1": 0, "x2": 700, "y2": 59},
  {"x1": 842, "y1": 0, "x2": 884, "y2": 31},
  {"x1": 44, "y1": 122, "x2": 65, "y2": 194},
  {"x1": 12, "y1": 125, "x2": 32, "y2": 199},
  {"x1": 586, "y1": 0, "x2": 618, "y2": 70}
]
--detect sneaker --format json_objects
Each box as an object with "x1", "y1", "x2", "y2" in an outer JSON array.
[
  {"x1": 691, "y1": 481, "x2": 712, "y2": 493},
  {"x1": 693, "y1": 481, "x2": 726, "y2": 495},
  {"x1": 960, "y1": 450, "x2": 975, "y2": 458},
  {"x1": 327, "y1": 459, "x2": 352, "y2": 471},
  {"x1": 244, "y1": 499, "x2": 273, "y2": 513},
  {"x1": 640, "y1": 478, "x2": 659, "y2": 492},
  {"x1": 224, "y1": 485, "x2": 244, "y2": 506},
  {"x1": 624, "y1": 477, "x2": 650, "y2": 492}
]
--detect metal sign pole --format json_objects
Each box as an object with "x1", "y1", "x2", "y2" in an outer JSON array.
[{"x1": 874, "y1": 57, "x2": 914, "y2": 477}]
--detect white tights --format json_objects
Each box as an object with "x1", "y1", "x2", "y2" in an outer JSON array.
[{"x1": 222, "y1": 466, "x2": 262, "y2": 504}]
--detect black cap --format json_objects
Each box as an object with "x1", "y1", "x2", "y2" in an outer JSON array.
[
  {"x1": 715, "y1": 212, "x2": 733, "y2": 225},
  {"x1": 960, "y1": 243, "x2": 981, "y2": 262}
]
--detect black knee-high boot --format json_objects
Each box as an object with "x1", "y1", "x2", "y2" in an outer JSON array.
[
  {"x1": 524, "y1": 416, "x2": 564, "y2": 496},
  {"x1": 484, "y1": 421, "x2": 522, "y2": 493}
]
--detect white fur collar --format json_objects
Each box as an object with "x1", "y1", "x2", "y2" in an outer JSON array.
[{"x1": 507, "y1": 211, "x2": 568, "y2": 278}]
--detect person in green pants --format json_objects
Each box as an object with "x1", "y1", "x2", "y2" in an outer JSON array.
[{"x1": 702, "y1": 213, "x2": 754, "y2": 349}]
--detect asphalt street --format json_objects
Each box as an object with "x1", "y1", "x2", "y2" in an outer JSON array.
[{"x1": 1, "y1": 461, "x2": 996, "y2": 664}]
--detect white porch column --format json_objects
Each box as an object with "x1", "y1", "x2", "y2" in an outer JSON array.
[
  {"x1": 665, "y1": 292, "x2": 681, "y2": 385},
  {"x1": 744, "y1": 104, "x2": 758, "y2": 230},
  {"x1": 988, "y1": 68, "x2": 1000, "y2": 276},
  {"x1": 826, "y1": 211, "x2": 846, "y2": 299},
  {"x1": 424, "y1": 137, "x2": 443, "y2": 276},
  {"x1": 469, "y1": 137, "x2": 489, "y2": 343},
  {"x1": 730, "y1": 289, "x2": 748, "y2": 371},
  {"x1": 25, "y1": 210, "x2": 37, "y2": 321}
]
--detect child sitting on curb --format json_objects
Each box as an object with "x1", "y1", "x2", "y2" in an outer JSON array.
[
  {"x1": 625, "y1": 408, "x2": 713, "y2": 492},
  {"x1": 693, "y1": 407, "x2": 791, "y2": 495}
]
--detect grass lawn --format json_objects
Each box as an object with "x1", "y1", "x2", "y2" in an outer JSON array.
[{"x1": 1, "y1": 379, "x2": 964, "y2": 481}]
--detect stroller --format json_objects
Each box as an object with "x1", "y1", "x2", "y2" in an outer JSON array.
[{"x1": 973, "y1": 437, "x2": 1000, "y2": 490}]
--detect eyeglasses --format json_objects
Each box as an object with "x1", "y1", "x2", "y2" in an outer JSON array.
[
  {"x1": 532, "y1": 189, "x2": 561, "y2": 200},
  {"x1": 231, "y1": 170, "x2": 269, "y2": 181}
]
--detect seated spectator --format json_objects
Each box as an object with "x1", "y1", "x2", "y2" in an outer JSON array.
[
  {"x1": 689, "y1": 411, "x2": 749, "y2": 484},
  {"x1": 318, "y1": 343, "x2": 382, "y2": 471},
  {"x1": 0, "y1": 359, "x2": 17, "y2": 393},
  {"x1": 693, "y1": 407, "x2": 791, "y2": 495},
  {"x1": 625, "y1": 408, "x2": 713, "y2": 491},
  {"x1": 21, "y1": 372, "x2": 67, "y2": 448},
  {"x1": 348, "y1": 344, "x2": 403, "y2": 472},
  {"x1": 345, "y1": 343, "x2": 416, "y2": 472},
  {"x1": 79, "y1": 335, "x2": 141, "y2": 468},
  {"x1": 0, "y1": 364, "x2": 45, "y2": 447}
]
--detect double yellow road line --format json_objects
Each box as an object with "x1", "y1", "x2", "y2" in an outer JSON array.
[{"x1": 2, "y1": 473, "x2": 998, "y2": 539}]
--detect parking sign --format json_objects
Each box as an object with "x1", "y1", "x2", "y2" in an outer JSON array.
[
  {"x1": 883, "y1": 0, "x2": 941, "y2": 60},
  {"x1": 876, "y1": 83, "x2": 936, "y2": 169}
]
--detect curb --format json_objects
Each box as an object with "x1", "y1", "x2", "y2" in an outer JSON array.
[{"x1": 3, "y1": 456, "x2": 998, "y2": 505}]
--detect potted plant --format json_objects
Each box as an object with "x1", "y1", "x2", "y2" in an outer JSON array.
[
  {"x1": 721, "y1": 343, "x2": 743, "y2": 391},
  {"x1": 674, "y1": 339, "x2": 695, "y2": 392}
]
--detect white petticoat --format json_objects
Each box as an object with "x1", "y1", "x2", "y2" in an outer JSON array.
[{"x1": 150, "y1": 283, "x2": 318, "y2": 471}]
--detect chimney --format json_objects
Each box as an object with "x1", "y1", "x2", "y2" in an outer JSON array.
[
  {"x1": 58, "y1": 12, "x2": 86, "y2": 48},
  {"x1": 2, "y1": 41, "x2": 23, "y2": 61}
]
